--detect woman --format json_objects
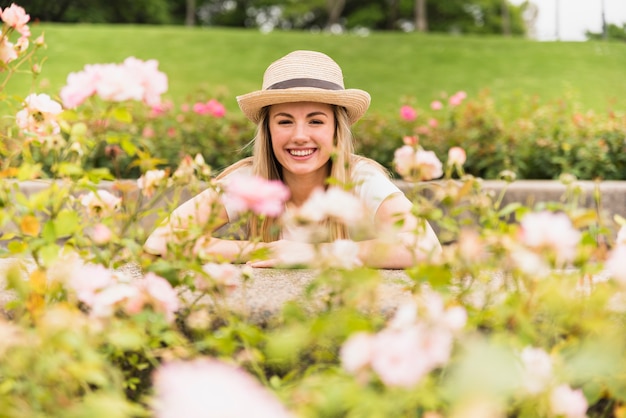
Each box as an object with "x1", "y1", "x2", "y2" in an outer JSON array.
[{"x1": 145, "y1": 50, "x2": 441, "y2": 269}]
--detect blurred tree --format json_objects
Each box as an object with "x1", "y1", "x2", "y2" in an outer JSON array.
[{"x1": 586, "y1": 23, "x2": 626, "y2": 42}]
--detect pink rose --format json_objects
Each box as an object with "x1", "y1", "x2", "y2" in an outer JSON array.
[
  {"x1": 414, "y1": 149, "x2": 443, "y2": 181},
  {"x1": 447, "y1": 146, "x2": 467, "y2": 166},
  {"x1": 79, "y1": 190, "x2": 122, "y2": 217},
  {"x1": 519, "y1": 211, "x2": 581, "y2": 263},
  {"x1": 91, "y1": 223, "x2": 112, "y2": 245},
  {"x1": 15, "y1": 93, "x2": 63, "y2": 139},
  {"x1": 430, "y1": 100, "x2": 443, "y2": 110},
  {"x1": 449, "y1": 91, "x2": 467, "y2": 107},
  {"x1": 340, "y1": 332, "x2": 375, "y2": 374},
  {"x1": 152, "y1": 358, "x2": 294, "y2": 418},
  {"x1": 393, "y1": 145, "x2": 416, "y2": 178},
  {"x1": 223, "y1": 174, "x2": 290, "y2": 217},
  {"x1": 400, "y1": 105, "x2": 417, "y2": 121},
  {"x1": 550, "y1": 384, "x2": 588, "y2": 418},
  {"x1": 1, "y1": 3, "x2": 30, "y2": 37},
  {"x1": 0, "y1": 38, "x2": 17, "y2": 64},
  {"x1": 137, "y1": 169, "x2": 167, "y2": 197}
]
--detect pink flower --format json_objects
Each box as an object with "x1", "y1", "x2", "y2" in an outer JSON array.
[
  {"x1": 60, "y1": 64, "x2": 101, "y2": 108},
  {"x1": 294, "y1": 187, "x2": 364, "y2": 227},
  {"x1": 400, "y1": 105, "x2": 417, "y2": 121},
  {"x1": 519, "y1": 211, "x2": 581, "y2": 263},
  {"x1": 79, "y1": 190, "x2": 122, "y2": 217},
  {"x1": 370, "y1": 326, "x2": 437, "y2": 388},
  {"x1": 137, "y1": 169, "x2": 167, "y2": 197},
  {"x1": 91, "y1": 223, "x2": 112, "y2": 245},
  {"x1": 223, "y1": 174, "x2": 290, "y2": 217},
  {"x1": 152, "y1": 358, "x2": 294, "y2": 418},
  {"x1": 136, "y1": 273, "x2": 180, "y2": 322},
  {"x1": 550, "y1": 384, "x2": 588, "y2": 418},
  {"x1": 449, "y1": 91, "x2": 467, "y2": 107},
  {"x1": 121, "y1": 56, "x2": 168, "y2": 107},
  {"x1": 414, "y1": 149, "x2": 443, "y2": 181},
  {"x1": 59, "y1": 57, "x2": 168, "y2": 108},
  {"x1": 447, "y1": 146, "x2": 467, "y2": 166},
  {"x1": 1, "y1": 3, "x2": 30, "y2": 37},
  {"x1": 206, "y1": 99, "x2": 226, "y2": 117},
  {"x1": 341, "y1": 332, "x2": 375, "y2": 374},
  {"x1": 430, "y1": 100, "x2": 443, "y2": 110},
  {"x1": 605, "y1": 245, "x2": 626, "y2": 285},
  {"x1": 428, "y1": 118, "x2": 439, "y2": 128},
  {"x1": 68, "y1": 263, "x2": 116, "y2": 306},
  {"x1": 520, "y1": 346, "x2": 553, "y2": 395},
  {"x1": 319, "y1": 239, "x2": 362, "y2": 269},
  {"x1": 0, "y1": 38, "x2": 17, "y2": 64},
  {"x1": 198, "y1": 262, "x2": 242, "y2": 291},
  {"x1": 403, "y1": 135, "x2": 417, "y2": 146},
  {"x1": 15, "y1": 93, "x2": 63, "y2": 138},
  {"x1": 393, "y1": 145, "x2": 416, "y2": 179}
]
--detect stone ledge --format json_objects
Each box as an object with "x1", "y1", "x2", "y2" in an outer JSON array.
[
  {"x1": 0, "y1": 258, "x2": 413, "y2": 324},
  {"x1": 3, "y1": 179, "x2": 624, "y2": 238}
]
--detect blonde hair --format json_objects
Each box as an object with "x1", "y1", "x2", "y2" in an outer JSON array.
[{"x1": 217, "y1": 105, "x2": 386, "y2": 242}]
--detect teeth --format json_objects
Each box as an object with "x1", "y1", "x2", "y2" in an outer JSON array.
[{"x1": 289, "y1": 149, "x2": 314, "y2": 157}]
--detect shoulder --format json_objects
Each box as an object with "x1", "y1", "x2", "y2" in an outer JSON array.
[{"x1": 216, "y1": 158, "x2": 254, "y2": 181}]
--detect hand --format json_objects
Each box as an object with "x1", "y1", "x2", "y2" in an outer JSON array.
[{"x1": 247, "y1": 240, "x2": 316, "y2": 268}]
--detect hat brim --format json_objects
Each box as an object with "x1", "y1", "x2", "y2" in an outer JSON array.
[{"x1": 236, "y1": 87, "x2": 371, "y2": 126}]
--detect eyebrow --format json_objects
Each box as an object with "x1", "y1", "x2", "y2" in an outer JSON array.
[{"x1": 272, "y1": 111, "x2": 329, "y2": 119}]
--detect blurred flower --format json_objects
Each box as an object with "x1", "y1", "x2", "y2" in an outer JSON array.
[
  {"x1": 198, "y1": 262, "x2": 242, "y2": 291},
  {"x1": 549, "y1": 384, "x2": 588, "y2": 418},
  {"x1": 129, "y1": 272, "x2": 180, "y2": 322},
  {"x1": 79, "y1": 190, "x2": 122, "y2": 217},
  {"x1": 518, "y1": 211, "x2": 581, "y2": 264},
  {"x1": 428, "y1": 118, "x2": 438, "y2": 128},
  {"x1": 430, "y1": 100, "x2": 443, "y2": 110},
  {"x1": 447, "y1": 147, "x2": 467, "y2": 167},
  {"x1": 0, "y1": 37, "x2": 17, "y2": 64},
  {"x1": 403, "y1": 135, "x2": 417, "y2": 146},
  {"x1": 91, "y1": 223, "x2": 112, "y2": 245},
  {"x1": 319, "y1": 239, "x2": 362, "y2": 269},
  {"x1": 1, "y1": 3, "x2": 30, "y2": 37},
  {"x1": 605, "y1": 245, "x2": 626, "y2": 285},
  {"x1": 15, "y1": 93, "x2": 63, "y2": 140},
  {"x1": 292, "y1": 187, "x2": 365, "y2": 227},
  {"x1": 60, "y1": 57, "x2": 168, "y2": 108},
  {"x1": 393, "y1": 147, "x2": 443, "y2": 181},
  {"x1": 341, "y1": 332, "x2": 375, "y2": 374},
  {"x1": 68, "y1": 263, "x2": 117, "y2": 306},
  {"x1": 223, "y1": 174, "x2": 290, "y2": 217},
  {"x1": 449, "y1": 91, "x2": 467, "y2": 107},
  {"x1": 137, "y1": 169, "x2": 167, "y2": 198},
  {"x1": 519, "y1": 346, "x2": 553, "y2": 395},
  {"x1": 400, "y1": 105, "x2": 417, "y2": 121},
  {"x1": 152, "y1": 358, "x2": 294, "y2": 418},
  {"x1": 193, "y1": 99, "x2": 226, "y2": 118}
]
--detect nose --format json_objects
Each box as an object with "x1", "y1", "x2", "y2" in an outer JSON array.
[{"x1": 292, "y1": 121, "x2": 309, "y2": 142}]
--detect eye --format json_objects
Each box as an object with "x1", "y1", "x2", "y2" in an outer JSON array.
[
  {"x1": 277, "y1": 119, "x2": 292, "y2": 125},
  {"x1": 309, "y1": 119, "x2": 324, "y2": 125}
]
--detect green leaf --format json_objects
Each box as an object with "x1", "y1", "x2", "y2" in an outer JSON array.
[
  {"x1": 111, "y1": 107, "x2": 133, "y2": 123},
  {"x1": 53, "y1": 209, "x2": 80, "y2": 237}
]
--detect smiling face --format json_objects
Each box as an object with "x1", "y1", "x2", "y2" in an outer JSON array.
[{"x1": 268, "y1": 101, "x2": 336, "y2": 185}]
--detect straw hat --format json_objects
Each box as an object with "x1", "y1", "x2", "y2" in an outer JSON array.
[{"x1": 236, "y1": 50, "x2": 371, "y2": 125}]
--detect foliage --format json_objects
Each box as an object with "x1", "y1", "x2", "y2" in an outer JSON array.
[{"x1": 3, "y1": 5, "x2": 626, "y2": 417}]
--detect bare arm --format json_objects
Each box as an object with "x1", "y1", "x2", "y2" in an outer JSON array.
[
  {"x1": 144, "y1": 188, "x2": 262, "y2": 262},
  {"x1": 249, "y1": 193, "x2": 441, "y2": 269}
]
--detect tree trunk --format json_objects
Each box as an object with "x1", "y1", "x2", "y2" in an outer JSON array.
[
  {"x1": 327, "y1": 0, "x2": 346, "y2": 29},
  {"x1": 387, "y1": 0, "x2": 399, "y2": 30},
  {"x1": 415, "y1": 0, "x2": 427, "y2": 32},
  {"x1": 501, "y1": 0, "x2": 511, "y2": 36},
  {"x1": 185, "y1": 0, "x2": 196, "y2": 26}
]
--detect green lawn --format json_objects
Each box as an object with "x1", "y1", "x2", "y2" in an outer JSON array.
[{"x1": 7, "y1": 23, "x2": 626, "y2": 118}]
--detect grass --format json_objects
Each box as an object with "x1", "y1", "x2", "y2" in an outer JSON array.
[{"x1": 5, "y1": 23, "x2": 626, "y2": 118}]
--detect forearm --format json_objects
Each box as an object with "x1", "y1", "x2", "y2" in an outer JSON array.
[
  {"x1": 194, "y1": 236, "x2": 266, "y2": 264},
  {"x1": 356, "y1": 231, "x2": 442, "y2": 270}
]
